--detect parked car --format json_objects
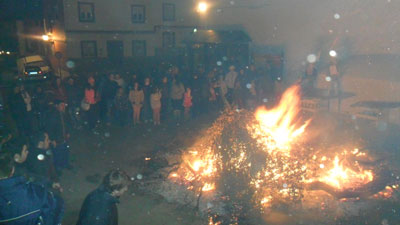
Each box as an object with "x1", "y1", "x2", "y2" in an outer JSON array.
[
  {"x1": 16, "y1": 55, "x2": 51, "y2": 81},
  {"x1": 22, "y1": 66, "x2": 49, "y2": 80}
]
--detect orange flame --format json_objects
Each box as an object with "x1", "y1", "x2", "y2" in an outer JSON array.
[
  {"x1": 318, "y1": 155, "x2": 373, "y2": 190},
  {"x1": 252, "y1": 85, "x2": 310, "y2": 153},
  {"x1": 208, "y1": 217, "x2": 222, "y2": 225}
]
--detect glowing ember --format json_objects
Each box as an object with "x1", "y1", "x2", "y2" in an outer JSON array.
[
  {"x1": 202, "y1": 182, "x2": 216, "y2": 192},
  {"x1": 318, "y1": 155, "x2": 374, "y2": 190},
  {"x1": 250, "y1": 85, "x2": 310, "y2": 154}
]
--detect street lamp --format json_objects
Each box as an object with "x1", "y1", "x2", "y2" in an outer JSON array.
[
  {"x1": 197, "y1": 2, "x2": 208, "y2": 13},
  {"x1": 42, "y1": 35, "x2": 50, "y2": 41}
]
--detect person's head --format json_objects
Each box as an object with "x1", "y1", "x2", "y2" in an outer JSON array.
[
  {"x1": 162, "y1": 76, "x2": 168, "y2": 84},
  {"x1": 108, "y1": 74, "x2": 115, "y2": 81},
  {"x1": 68, "y1": 77, "x2": 74, "y2": 85},
  {"x1": 132, "y1": 74, "x2": 137, "y2": 79},
  {"x1": 55, "y1": 100, "x2": 66, "y2": 112},
  {"x1": 229, "y1": 65, "x2": 235, "y2": 71},
  {"x1": 134, "y1": 82, "x2": 139, "y2": 90},
  {"x1": 239, "y1": 69, "x2": 245, "y2": 75},
  {"x1": 115, "y1": 74, "x2": 121, "y2": 80},
  {"x1": 34, "y1": 132, "x2": 50, "y2": 150},
  {"x1": 186, "y1": 87, "x2": 191, "y2": 93},
  {"x1": 0, "y1": 153, "x2": 14, "y2": 179},
  {"x1": 102, "y1": 169, "x2": 130, "y2": 197},
  {"x1": 144, "y1": 77, "x2": 150, "y2": 85},
  {"x1": 88, "y1": 76, "x2": 95, "y2": 86},
  {"x1": 13, "y1": 86, "x2": 20, "y2": 94}
]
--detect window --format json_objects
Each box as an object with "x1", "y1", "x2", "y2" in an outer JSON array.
[
  {"x1": 81, "y1": 41, "x2": 97, "y2": 58},
  {"x1": 131, "y1": 5, "x2": 145, "y2": 23},
  {"x1": 162, "y1": 32, "x2": 175, "y2": 48},
  {"x1": 132, "y1": 40, "x2": 147, "y2": 57},
  {"x1": 78, "y1": 2, "x2": 95, "y2": 22},
  {"x1": 163, "y1": 3, "x2": 175, "y2": 21}
]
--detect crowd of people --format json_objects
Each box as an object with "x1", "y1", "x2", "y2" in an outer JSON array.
[{"x1": 0, "y1": 62, "x2": 287, "y2": 224}]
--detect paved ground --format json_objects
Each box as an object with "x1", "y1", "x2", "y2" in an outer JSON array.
[{"x1": 60, "y1": 113, "x2": 218, "y2": 225}]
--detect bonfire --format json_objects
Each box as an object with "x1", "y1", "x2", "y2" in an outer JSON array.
[{"x1": 161, "y1": 85, "x2": 398, "y2": 224}]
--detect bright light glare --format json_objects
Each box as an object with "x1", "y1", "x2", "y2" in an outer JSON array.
[
  {"x1": 197, "y1": 2, "x2": 208, "y2": 13},
  {"x1": 329, "y1": 50, "x2": 337, "y2": 57},
  {"x1": 42, "y1": 35, "x2": 49, "y2": 41}
]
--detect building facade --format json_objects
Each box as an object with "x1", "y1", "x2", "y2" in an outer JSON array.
[{"x1": 62, "y1": 0, "x2": 199, "y2": 60}]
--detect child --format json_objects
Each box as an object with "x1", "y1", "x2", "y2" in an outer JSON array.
[
  {"x1": 128, "y1": 82, "x2": 144, "y2": 125},
  {"x1": 150, "y1": 87, "x2": 162, "y2": 125},
  {"x1": 183, "y1": 87, "x2": 193, "y2": 121}
]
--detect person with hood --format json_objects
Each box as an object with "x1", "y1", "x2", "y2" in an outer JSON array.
[
  {"x1": 0, "y1": 153, "x2": 64, "y2": 225},
  {"x1": 76, "y1": 169, "x2": 130, "y2": 225}
]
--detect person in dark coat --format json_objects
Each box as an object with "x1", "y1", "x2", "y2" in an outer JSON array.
[
  {"x1": 24, "y1": 132, "x2": 61, "y2": 189},
  {"x1": 44, "y1": 102, "x2": 71, "y2": 175},
  {"x1": 31, "y1": 86, "x2": 48, "y2": 131},
  {"x1": 45, "y1": 100, "x2": 69, "y2": 143},
  {"x1": 76, "y1": 169, "x2": 130, "y2": 225},
  {"x1": 99, "y1": 74, "x2": 119, "y2": 124},
  {"x1": 142, "y1": 77, "x2": 153, "y2": 123},
  {"x1": 0, "y1": 153, "x2": 64, "y2": 225},
  {"x1": 65, "y1": 77, "x2": 82, "y2": 128},
  {"x1": 8, "y1": 85, "x2": 32, "y2": 137}
]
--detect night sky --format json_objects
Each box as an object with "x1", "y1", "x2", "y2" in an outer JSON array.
[{"x1": 0, "y1": 0, "x2": 43, "y2": 20}]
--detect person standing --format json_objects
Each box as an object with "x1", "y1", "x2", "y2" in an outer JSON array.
[
  {"x1": 65, "y1": 77, "x2": 82, "y2": 129},
  {"x1": 52, "y1": 78, "x2": 67, "y2": 102},
  {"x1": 302, "y1": 62, "x2": 317, "y2": 96},
  {"x1": 31, "y1": 86, "x2": 48, "y2": 131},
  {"x1": 113, "y1": 74, "x2": 125, "y2": 90},
  {"x1": 84, "y1": 76, "x2": 99, "y2": 130},
  {"x1": 329, "y1": 60, "x2": 342, "y2": 111},
  {"x1": 160, "y1": 76, "x2": 170, "y2": 121},
  {"x1": 113, "y1": 87, "x2": 129, "y2": 126},
  {"x1": 150, "y1": 87, "x2": 162, "y2": 125},
  {"x1": 16, "y1": 84, "x2": 33, "y2": 137},
  {"x1": 170, "y1": 78, "x2": 185, "y2": 122},
  {"x1": 44, "y1": 101, "x2": 71, "y2": 174},
  {"x1": 128, "y1": 82, "x2": 144, "y2": 126},
  {"x1": 76, "y1": 170, "x2": 130, "y2": 225},
  {"x1": 224, "y1": 65, "x2": 238, "y2": 104},
  {"x1": 142, "y1": 77, "x2": 152, "y2": 123},
  {"x1": 100, "y1": 74, "x2": 119, "y2": 124},
  {"x1": 0, "y1": 153, "x2": 64, "y2": 225},
  {"x1": 183, "y1": 87, "x2": 193, "y2": 121}
]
